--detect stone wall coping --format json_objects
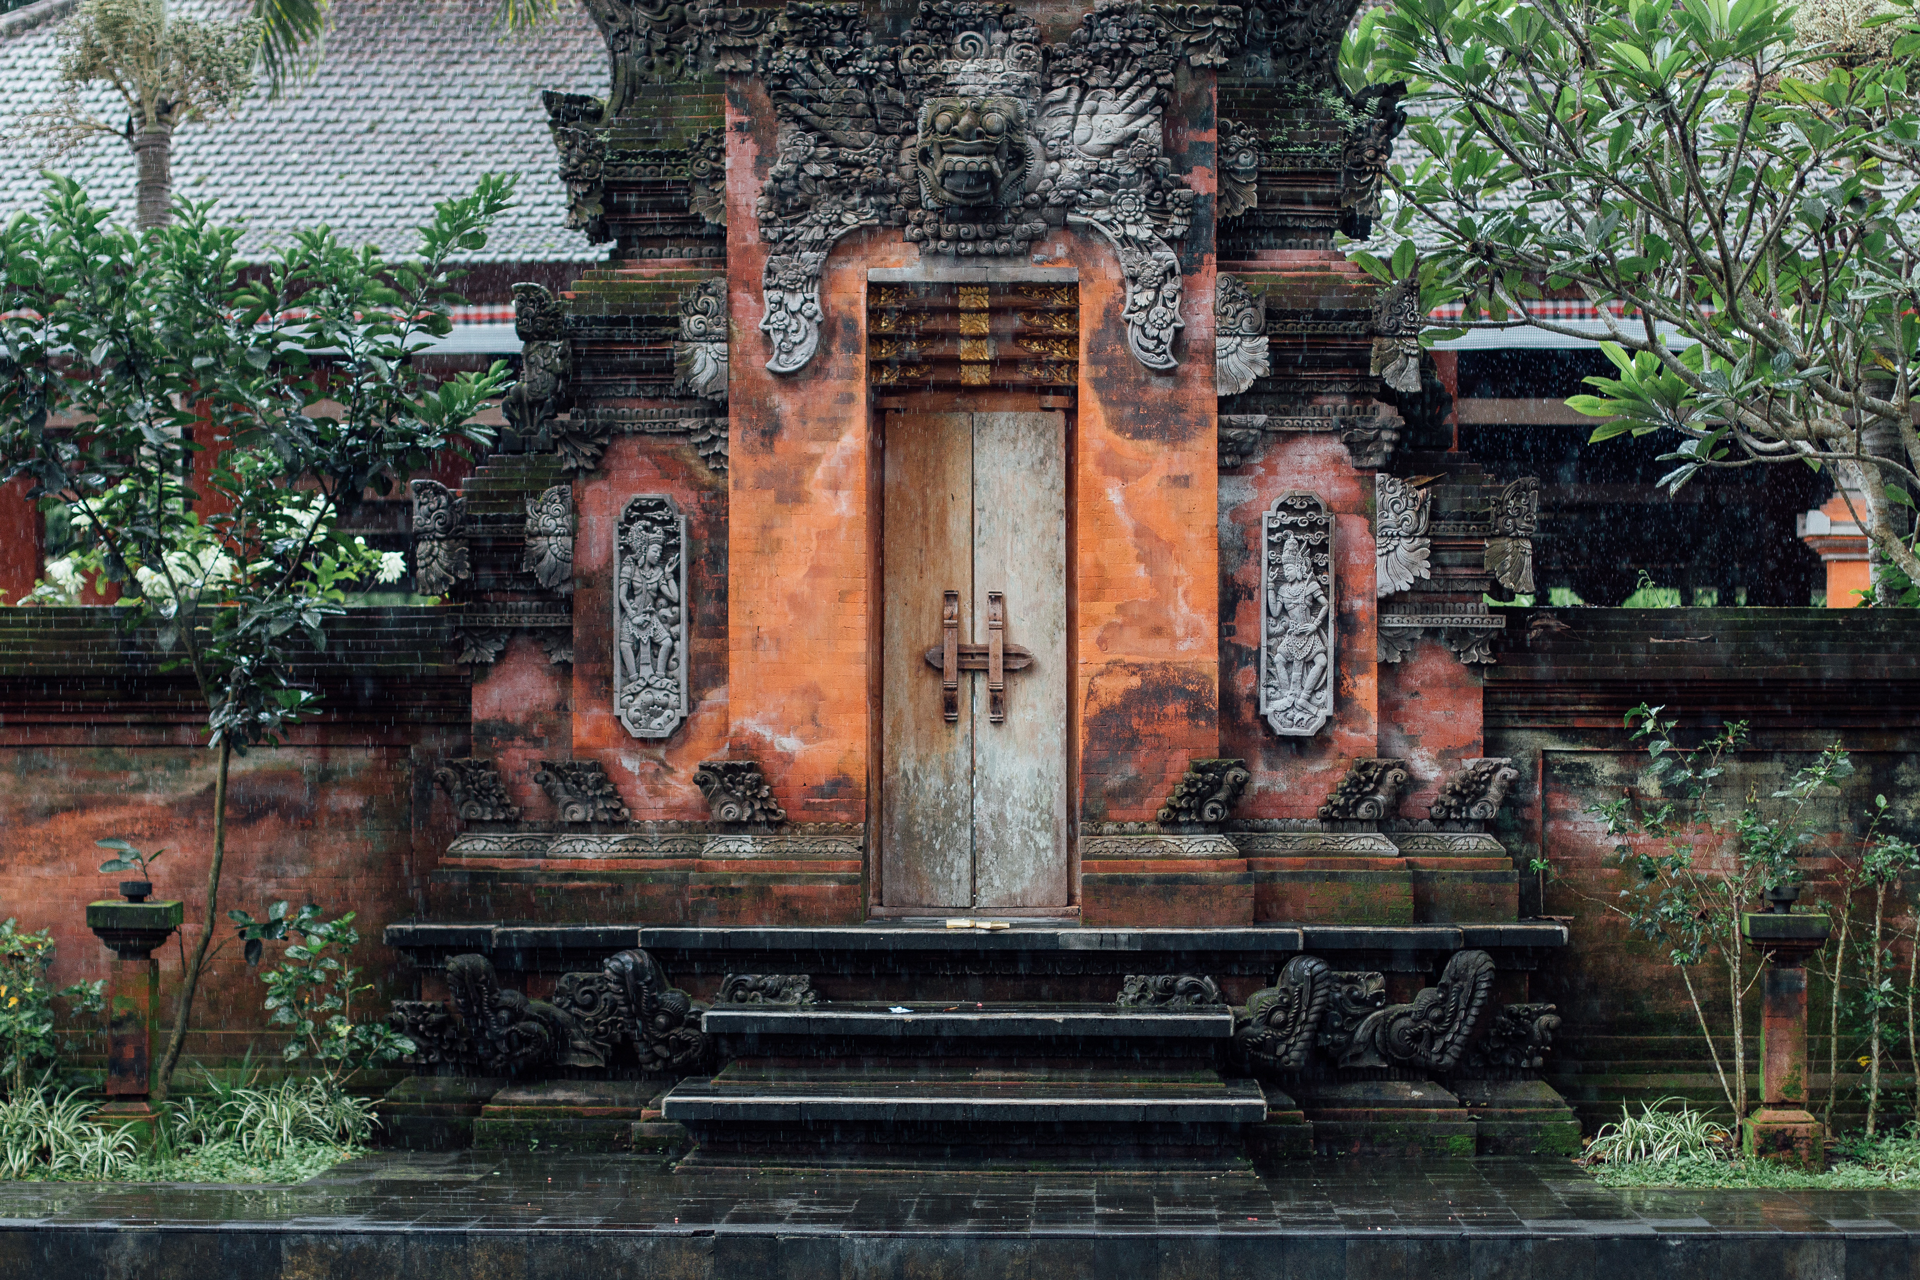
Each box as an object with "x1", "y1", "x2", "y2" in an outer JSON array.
[{"x1": 867, "y1": 266, "x2": 1079, "y2": 283}]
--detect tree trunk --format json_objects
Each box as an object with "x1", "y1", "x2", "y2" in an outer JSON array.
[
  {"x1": 132, "y1": 122, "x2": 175, "y2": 230},
  {"x1": 154, "y1": 736, "x2": 230, "y2": 1099}
]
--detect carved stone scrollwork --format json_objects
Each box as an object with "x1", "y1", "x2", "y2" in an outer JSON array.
[
  {"x1": 534, "y1": 759, "x2": 632, "y2": 823},
  {"x1": 1315, "y1": 969, "x2": 1387, "y2": 1062},
  {"x1": 455, "y1": 627, "x2": 510, "y2": 668},
  {"x1": 523, "y1": 484, "x2": 575, "y2": 595},
  {"x1": 554, "y1": 415, "x2": 613, "y2": 475},
  {"x1": 694, "y1": 759, "x2": 786, "y2": 825},
  {"x1": 1117, "y1": 973, "x2": 1228, "y2": 1008},
  {"x1": 503, "y1": 284, "x2": 572, "y2": 446},
  {"x1": 1237, "y1": 954, "x2": 1331, "y2": 1071},
  {"x1": 1374, "y1": 474, "x2": 1432, "y2": 598},
  {"x1": 541, "y1": 91, "x2": 610, "y2": 244},
  {"x1": 1341, "y1": 83, "x2": 1407, "y2": 239},
  {"x1": 540, "y1": 633, "x2": 575, "y2": 666},
  {"x1": 409, "y1": 480, "x2": 468, "y2": 598},
  {"x1": 1218, "y1": 118, "x2": 1261, "y2": 220},
  {"x1": 433, "y1": 758, "x2": 522, "y2": 822},
  {"x1": 1219, "y1": 420, "x2": 1264, "y2": 469},
  {"x1": 615, "y1": 495, "x2": 690, "y2": 739},
  {"x1": 1484, "y1": 476, "x2": 1540, "y2": 595},
  {"x1": 389, "y1": 998, "x2": 472, "y2": 1067},
  {"x1": 754, "y1": 0, "x2": 1209, "y2": 375},
  {"x1": 547, "y1": 949, "x2": 713, "y2": 1071},
  {"x1": 686, "y1": 126, "x2": 728, "y2": 227},
  {"x1": 1429, "y1": 757, "x2": 1521, "y2": 823},
  {"x1": 1378, "y1": 609, "x2": 1505, "y2": 666},
  {"x1": 1215, "y1": 274, "x2": 1270, "y2": 397},
  {"x1": 1340, "y1": 949, "x2": 1498, "y2": 1072},
  {"x1": 1157, "y1": 758, "x2": 1251, "y2": 828},
  {"x1": 671, "y1": 279, "x2": 729, "y2": 402},
  {"x1": 445, "y1": 953, "x2": 581, "y2": 1074},
  {"x1": 1463, "y1": 1001, "x2": 1561, "y2": 1076},
  {"x1": 1317, "y1": 758, "x2": 1410, "y2": 821},
  {"x1": 1369, "y1": 274, "x2": 1423, "y2": 396},
  {"x1": 1261, "y1": 493, "x2": 1334, "y2": 737},
  {"x1": 1238, "y1": 0, "x2": 1357, "y2": 87},
  {"x1": 718, "y1": 973, "x2": 820, "y2": 1005}
]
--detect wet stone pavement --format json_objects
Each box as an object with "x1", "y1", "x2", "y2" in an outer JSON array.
[{"x1": 0, "y1": 1153, "x2": 1916, "y2": 1278}]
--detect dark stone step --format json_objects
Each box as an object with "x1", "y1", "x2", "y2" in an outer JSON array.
[{"x1": 703, "y1": 1001, "x2": 1234, "y2": 1040}]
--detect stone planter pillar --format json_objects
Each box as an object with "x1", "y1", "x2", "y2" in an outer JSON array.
[
  {"x1": 1739, "y1": 910, "x2": 1832, "y2": 1169},
  {"x1": 85, "y1": 896, "x2": 184, "y2": 1145}
]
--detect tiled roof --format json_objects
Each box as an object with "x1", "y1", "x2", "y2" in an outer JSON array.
[{"x1": 0, "y1": 0, "x2": 612, "y2": 262}]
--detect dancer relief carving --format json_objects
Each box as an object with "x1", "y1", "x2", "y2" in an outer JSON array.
[
  {"x1": 615, "y1": 495, "x2": 690, "y2": 739},
  {"x1": 1260, "y1": 492, "x2": 1334, "y2": 737}
]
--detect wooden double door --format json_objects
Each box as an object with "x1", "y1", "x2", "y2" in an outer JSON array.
[{"x1": 879, "y1": 411, "x2": 1068, "y2": 910}]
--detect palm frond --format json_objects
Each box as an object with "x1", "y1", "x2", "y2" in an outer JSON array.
[{"x1": 251, "y1": 0, "x2": 327, "y2": 99}]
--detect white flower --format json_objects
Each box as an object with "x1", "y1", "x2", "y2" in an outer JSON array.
[
  {"x1": 44, "y1": 556, "x2": 82, "y2": 598},
  {"x1": 375, "y1": 551, "x2": 408, "y2": 585}
]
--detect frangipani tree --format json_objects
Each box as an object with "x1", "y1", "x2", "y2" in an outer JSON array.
[{"x1": 1348, "y1": 0, "x2": 1920, "y2": 595}]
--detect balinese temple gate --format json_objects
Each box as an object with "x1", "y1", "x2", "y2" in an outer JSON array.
[{"x1": 383, "y1": 0, "x2": 1573, "y2": 1164}]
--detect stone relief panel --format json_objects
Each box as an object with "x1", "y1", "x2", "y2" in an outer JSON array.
[
  {"x1": 615, "y1": 495, "x2": 690, "y2": 740},
  {"x1": 1374, "y1": 473, "x2": 1431, "y2": 598},
  {"x1": 1260, "y1": 492, "x2": 1334, "y2": 737},
  {"x1": 671, "y1": 278, "x2": 729, "y2": 402},
  {"x1": 523, "y1": 484, "x2": 576, "y2": 595},
  {"x1": 1215, "y1": 273, "x2": 1270, "y2": 397},
  {"x1": 1484, "y1": 476, "x2": 1540, "y2": 595},
  {"x1": 754, "y1": 0, "x2": 1213, "y2": 376}
]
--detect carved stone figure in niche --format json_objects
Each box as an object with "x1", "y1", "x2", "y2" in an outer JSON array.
[
  {"x1": 1215, "y1": 273, "x2": 1270, "y2": 397},
  {"x1": 409, "y1": 480, "x2": 468, "y2": 598},
  {"x1": 1260, "y1": 493, "x2": 1334, "y2": 737},
  {"x1": 1117, "y1": 973, "x2": 1227, "y2": 1008},
  {"x1": 671, "y1": 279, "x2": 729, "y2": 402},
  {"x1": 523, "y1": 484, "x2": 575, "y2": 594},
  {"x1": 615, "y1": 495, "x2": 690, "y2": 740},
  {"x1": 1374, "y1": 473, "x2": 1432, "y2": 598},
  {"x1": 502, "y1": 283, "x2": 571, "y2": 446}
]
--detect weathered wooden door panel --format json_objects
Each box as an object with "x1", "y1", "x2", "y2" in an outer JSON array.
[
  {"x1": 970, "y1": 412, "x2": 1067, "y2": 909},
  {"x1": 880, "y1": 413, "x2": 974, "y2": 908},
  {"x1": 880, "y1": 410, "x2": 1067, "y2": 910}
]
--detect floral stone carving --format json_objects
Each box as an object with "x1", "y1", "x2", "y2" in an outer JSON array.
[
  {"x1": 1315, "y1": 969, "x2": 1387, "y2": 1061},
  {"x1": 1484, "y1": 476, "x2": 1540, "y2": 595},
  {"x1": 718, "y1": 974, "x2": 820, "y2": 1005},
  {"x1": 615, "y1": 495, "x2": 689, "y2": 739},
  {"x1": 502, "y1": 283, "x2": 571, "y2": 446},
  {"x1": 523, "y1": 484, "x2": 575, "y2": 594},
  {"x1": 671, "y1": 278, "x2": 729, "y2": 402},
  {"x1": 433, "y1": 758, "x2": 521, "y2": 822},
  {"x1": 1340, "y1": 949, "x2": 1497, "y2": 1072},
  {"x1": 534, "y1": 759, "x2": 632, "y2": 823},
  {"x1": 694, "y1": 759, "x2": 786, "y2": 825},
  {"x1": 1429, "y1": 757, "x2": 1521, "y2": 822},
  {"x1": 1117, "y1": 973, "x2": 1227, "y2": 1008},
  {"x1": 1464, "y1": 1001, "x2": 1562, "y2": 1076},
  {"x1": 1374, "y1": 473, "x2": 1431, "y2": 598},
  {"x1": 1317, "y1": 758, "x2": 1409, "y2": 821},
  {"x1": 1237, "y1": 954, "x2": 1332, "y2": 1072},
  {"x1": 1215, "y1": 274, "x2": 1270, "y2": 397},
  {"x1": 1369, "y1": 274, "x2": 1423, "y2": 395},
  {"x1": 409, "y1": 480, "x2": 468, "y2": 598},
  {"x1": 1260, "y1": 492, "x2": 1334, "y2": 737},
  {"x1": 755, "y1": 0, "x2": 1210, "y2": 376},
  {"x1": 1157, "y1": 758, "x2": 1251, "y2": 827}
]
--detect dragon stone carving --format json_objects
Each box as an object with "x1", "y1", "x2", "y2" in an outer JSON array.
[
  {"x1": 1261, "y1": 492, "x2": 1335, "y2": 737},
  {"x1": 409, "y1": 480, "x2": 468, "y2": 598},
  {"x1": 1340, "y1": 949, "x2": 1498, "y2": 1072},
  {"x1": 534, "y1": 759, "x2": 633, "y2": 823},
  {"x1": 694, "y1": 759, "x2": 787, "y2": 825},
  {"x1": 1317, "y1": 758, "x2": 1410, "y2": 821},
  {"x1": 1429, "y1": 757, "x2": 1522, "y2": 823},
  {"x1": 1157, "y1": 758, "x2": 1251, "y2": 827},
  {"x1": 755, "y1": 0, "x2": 1209, "y2": 376},
  {"x1": 1215, "y1": 273, "x2": 1270, "y2": 397},
  {"x1": 523, "y1": 484, "x2": 575, "y2": 595},
  {"x1": 1374, "y1": 473, "x2": 1432, "y2": 599},
  {"x1": 502, "y1": 283, "x2": 571, "y2": 447},
  {"x1": 1237, "y1": 954, "x2": 1332, "y2": 1071},
  {"x1": 433, "y1": 758, "x2": 521, "y2": 823},
  {"x1": 1118, "y1": 973, "x2": 1228, "y2": 1008},
  {"x1": 1315, "y1": 969, "x2": 1388, "y2": 1061}
]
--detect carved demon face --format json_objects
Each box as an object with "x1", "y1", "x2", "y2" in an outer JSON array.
[{"x1": 916, "y1": 96, "x2": 1029, "y2": 209}]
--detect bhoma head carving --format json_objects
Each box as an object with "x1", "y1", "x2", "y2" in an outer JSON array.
[{"x1": 916, "y1": 95, "x2": 1036, "y2": 210}]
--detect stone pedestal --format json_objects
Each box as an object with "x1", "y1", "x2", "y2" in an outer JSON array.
[
  {"x1": 85, "y1": 897, "x2": 183, "y2": 1148},
  {"x1": 1739, "y1": 911, "x2": 1831, "y2": 1169}
]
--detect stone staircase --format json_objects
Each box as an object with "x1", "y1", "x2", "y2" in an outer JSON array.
[{"x1": 382, "y1": 920, "x2": 1580, "y2": 1166}]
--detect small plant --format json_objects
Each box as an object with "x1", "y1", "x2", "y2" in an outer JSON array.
[
  {"x1": 170, "y1": 1074, "x2": 376, "y2": 1161},
  {"x1": 94, "y1": 836, "x2": 166, "y2": 883},
  {"x1": 228, "y1": 902, "x2": 415, "y2": 1086},
  {"x1": 0, "y1": 1088, "x2": 137, "y2": 1179},
  {"x1": 0, "y1": 919, "x2": 103, "y2": 1098},
  {"x1": 1584, "y1": 1098, "x2": 1731, "y2": 1166}
]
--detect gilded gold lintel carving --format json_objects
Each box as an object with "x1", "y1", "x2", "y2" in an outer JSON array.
[
  {"x1": 871, "y1": 339, "x2": 926, "y2": 361},
  {"x1": 871, "y1": 311, "x2": 928, "y2": 334},
  {"x1": 958, "y1": 311, "x2": 991, "y2": 336},
  {"x1": 1019, "y1": 310, "x2": 1076, "y2": 333},
  {"x1": 1020, "y1": 361, "x2": 1076, "y2": 385},
  {"x1": 960, "y1": 363, "x2": 994, "y2": 386},
  {"x1": 957, "y1": 285, "x2": 990, "y2": 311},
  {"x1": 958, "y1": 337, "x2": 994, "y2": 362},
  {"x1": 871, "y1": 363, "x2": 932, "y2": 385},
  {"x1": 1016, "y1": 285, "x2": 1077, "y2": 306},
  {"x1": 1015, "y1": 335, "x2": 1075, "y2": 359}
]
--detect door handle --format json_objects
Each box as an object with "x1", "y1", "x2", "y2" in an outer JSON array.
[
  {"x1": 941, "y1": 589, "x2": 960, "y2": 723},
  {"x1": 986, "y1": 591, "x2": 1006, "y2": 723},
  {"x1": 922, "y1": 590, "x2": 1032, "y2": 725}
]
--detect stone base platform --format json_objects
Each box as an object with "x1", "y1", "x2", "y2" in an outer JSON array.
[{"x1": 3, "y1": 1152, "x2": 1916, "y2": 1279}]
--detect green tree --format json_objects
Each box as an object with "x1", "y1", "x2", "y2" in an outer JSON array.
[
  {"x1": 1347, "y1": 0, "x2": 1920, "y2": 593},
  {"x1": 0, "y1": 174, "x2": 513, "y2": 1095}
]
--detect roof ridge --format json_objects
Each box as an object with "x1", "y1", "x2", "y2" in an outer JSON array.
[{"x1": 0, "y1": 0, "x2": 79, "y2": 40}]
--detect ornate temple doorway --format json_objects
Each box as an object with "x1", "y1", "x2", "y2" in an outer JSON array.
[{"x1": 878, "y1": 410, "x2": 1069, "y2": 910}]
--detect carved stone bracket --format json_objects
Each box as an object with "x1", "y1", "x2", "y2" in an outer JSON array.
[
  {"x1": 1117, "y1": 974, "x2": 1227, "y2": 1008},
  {"x1": 718, "y1": 974, "x2": 819, "y2": 1005},
  {"x1": 409, "y1": 480, "x2": 469, "y2": 598},
  {"x1": 1378, "y1": 609, "x2": 1505, "y2": 665},
  {"x1": 454, "y1": 627, "x2": 510, "y2": 667},
  {"x1": 560, "y1": 409, "x2": 728, "y2": 477},
  {"x1": 1157, "y1": 758, "x2": 1251, "y2": 828},
  {"x1": 503, "y1": 284, "x2": 572, "y2": 446},
  {"x1": 1368, "y1": 274, "x2": 1422, "y2": 395},
  {"x1": 1316, "y1": 969, "x2": 1388, "y2": 1062},
  {"x1": 671, "y1": 278, "x2": 729, "y2": 402},
  {"x1": 1340, "y1": 949, "x2": 1497, "y2": 1072},
  {"x1": 534, "y1": 759, "x2": 632, "y2": 823},
  {"x1": 1374, "y1": 473, "x2": 1431, "y2": 598},
  {"x1": 1317, "y1": 758, "x2": 1409, "y2": 821},
  {"x1": 615, "y1": 495, "x2": 690, "y2": 739},
  {"x1": 694, "y1": 759, "x2": 786, "y2": 825},
  {"x1": 1429, "y1": 757, "x2": 1521, "y2": 823},
  {"x1": 1237, "y1": 954, "x2": 1331, "y2": 1071},
  {"x1": 1485, "y1": 476, "x2": 1540, "y2": 595},
  {"x1": 433, "y1": 758, "x2": 521, "y2": 823},
  {"x1": 1216, "y1": 274, "x2": 1270, "y2": 397},
  {"x1": 1261, "y1": 492, "x2": 1335, "y2": 737},
  {"x1": 523, "y1": 484, "x2": 575, "y2": 595}
]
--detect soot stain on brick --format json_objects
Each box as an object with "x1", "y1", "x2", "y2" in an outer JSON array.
[{"x1": 1080, "y1": 661, "x2": 1216, "y2": 820}]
